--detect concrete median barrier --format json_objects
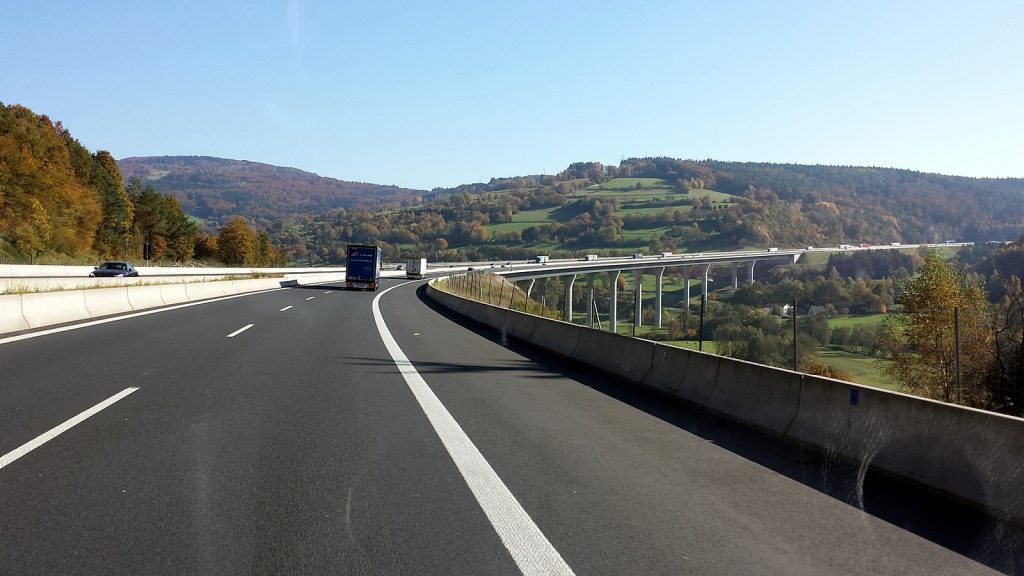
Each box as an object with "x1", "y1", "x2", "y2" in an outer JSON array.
[
  {"x1": 786, "y1": 375, "x2": 1024, "y2": 521},
  {"x1": 21, "y1": 291, "x2": 90, "y2": 328},
  {"x1": 644, "y1": 344, "x2": 695, "y2": 395},
  {"x1": 706, "y1": 359, "x2": 801, "y2": 436},
  {"x1": 430, "y1": 288, "x2": 468, "y2": 317},
  {"x1": 426, "y1": 283, "x2": 534, "y2": 342},
  {"x1": 83, "y1": 287, "x2": 133, "y2": 318},
  {"x1": 185, "y1": 283, "x2": 228, "y2": 301},
  {"x1": 572, "y1": 328, "x2": 655, "y2": 384},
  {"x1": 159, "y1": 284, "x2": 189, "y2": 305},
  {"x1": 0, "y1": 295, "x2": 29, "y2": 333},
  {"x1": 529, "y1": 317, "x2": 583, "y2": 358},
  {"x1": 475, "y1": 304, "x2": 510, "y2": 333},
  {"x1": 503, "y1": 310, "x2": 536, "y2": 342},
  {"x1": 0, "y1": 276, "x2": 318, "y2": 336},
  {"x1": 128, "y1": 285, "x2": 167, "y2": 309}
]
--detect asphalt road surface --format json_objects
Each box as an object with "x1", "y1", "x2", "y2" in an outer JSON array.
[{"x1": 1, "y1": 279, "x2": 1019, "y2": 575}]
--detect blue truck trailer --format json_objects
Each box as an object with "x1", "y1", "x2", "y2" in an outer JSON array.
[{"x1": 345, "y1": 245, "x2": 382, "y2": 290}]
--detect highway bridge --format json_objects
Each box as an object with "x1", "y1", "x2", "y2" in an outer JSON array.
[{"x1": 1, "y1": 247, "x2": 1020, "y2": 574}]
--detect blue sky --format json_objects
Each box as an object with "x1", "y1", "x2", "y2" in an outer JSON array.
[{"x1": 3, "y1": 1, "x2": 1022, "y2": 189}]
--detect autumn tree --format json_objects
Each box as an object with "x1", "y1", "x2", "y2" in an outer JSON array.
[
  {"x1": 0, "y1": 103, "x2": 101, "y2": 257},
  {"x1": 879, "y1": 250, "x2": 992, "y2": 406},
  {"x1": 194, "y1": 233, "x2": 218, "y2": 260},
  {"x1": 989, "y1": 273, "x2": 1024, "y2": 415},
  {"x1": 91, "y1": 151, "x2": 134, "y2": 258},
  {"x1": 217, "y1": 217, "x2": 256, "y2": 265}
]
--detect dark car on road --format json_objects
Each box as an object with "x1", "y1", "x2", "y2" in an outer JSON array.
[{"x1": 89, "y1": 261, "x2": 139, "y2": 277}]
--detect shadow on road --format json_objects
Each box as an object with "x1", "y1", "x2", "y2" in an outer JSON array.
[
  {"x1": 291, "y1": 283, "x2": 348, "y2": 291},
  {"x1": 414, "y1": 285, "x2": 1024, "y2": 575},
  {"x1": 340, "y1": 355, "x2": 564, "y2": 380}
]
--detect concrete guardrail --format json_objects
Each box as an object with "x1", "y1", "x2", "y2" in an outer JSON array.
[
  {"x1": 426, "y1": 280, "x2": 1024, "y2": 523},
  {"x1": 0, "y1": 273, "x2": 347, "y2": 335},
  {"x1": 0, "y1": 264, "x2": 349, "y2": 278}
]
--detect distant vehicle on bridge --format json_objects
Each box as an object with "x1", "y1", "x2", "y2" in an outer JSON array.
[
  {"x1": 534, "y1": 255, "x2": 549, "y2": 264},
  {"x1": 345, "y1": 245, "x2": 382, "y2": 290}
]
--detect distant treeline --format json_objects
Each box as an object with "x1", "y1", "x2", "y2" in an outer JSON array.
[{"x1": 283, "y1": 157, "x2": 1024, "y2": 264}]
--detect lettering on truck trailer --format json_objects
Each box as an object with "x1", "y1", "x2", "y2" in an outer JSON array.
[{"x1": 346, "y1": 245, "x2": 382, "y2": 290}]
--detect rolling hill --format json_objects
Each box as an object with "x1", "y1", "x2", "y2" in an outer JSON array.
[
  {"x1": 117, "y1": 156, "x2": 429, "y2": 228},
  {"x1": 289, "y1": 158, "x2": 1024, "y2": 264}
]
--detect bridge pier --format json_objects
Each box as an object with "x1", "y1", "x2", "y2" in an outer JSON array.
[
  {"x1": 748, "y1": 261, "x2": 756, "y2": 283},
  {"x1": 684, "y1": 267, "x2": 691, "y2": 309},
  {"x1": 732, "y1": 263, "x2": 738, "y2": 289},
  {"x1": 563, "y1": 274, "x2": 576, "y2": 322},
  {"x1": 702, "y1": 264, "x2": 711, "y2": 300},
  {"x1": 655, "y1": 267, "x2": 665, "y2": 328},
  {"x1": 524, "y1": 278, "x2": 535, "y2": 311},
  {"x1": 608, "y1": 270, "x2": 620, "y2": 333},
  {"x1": 633, "y1": 270, "x2": 643, "y2": 329},
  {"x1": 586, "y1": 274, "x2": 596, "y2": 327}
]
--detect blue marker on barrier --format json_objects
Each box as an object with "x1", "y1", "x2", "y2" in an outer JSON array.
[{"x1": 850, "y1": 389, "x2": 859, "y2": 406}]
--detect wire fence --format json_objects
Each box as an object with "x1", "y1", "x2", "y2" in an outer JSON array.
[{"x1": 438, "y1": 271, "x2": 1024, "y2": 418}]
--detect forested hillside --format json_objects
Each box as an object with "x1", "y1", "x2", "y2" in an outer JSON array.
[
  {"x1": 117, "y1": 156, "x2": 428, "y2": 229},
  {"x1": 6, "y1": 102, "x2": 1022, "y2": 267},
  {"x1": 0, "y1": 103, "x2": 197, "y2": 263},
  {"x1": 288, "y1": 158, "x2": 1024, "y2": 264}
]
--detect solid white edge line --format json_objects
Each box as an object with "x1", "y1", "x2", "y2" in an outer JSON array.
[
  {"x1": 280, "y1": 306, "x2": 293, "y2": 312},
  {"x1": 0, "y1": 287, "x2": 298, "y2": 346},
  {"x1": 372, "y1": 283, "x2": 574, "y2": 576},
  {"x1": 0, "y1": 387, "x2": 139, "y2": 471},
  {"x1": 226, "y1": 324, "x2": 255, "y2": 338}
]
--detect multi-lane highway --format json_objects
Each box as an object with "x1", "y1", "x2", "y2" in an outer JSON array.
[{"x1": 0, "y1": 279, "x2": 1015, "y2": 574}]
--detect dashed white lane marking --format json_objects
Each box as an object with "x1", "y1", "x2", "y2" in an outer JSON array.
[
  {"x1": 306, "y1": 297, "x2": 316, "y2": 301},
  {"x1": 226, "y1": 324, "x2": 254, "y2": 338},
  {"x1": 280, "y1": 306, "x2": 293, "y2": 312},
  {"x1": 323, "y1": 291, "x2": 332, "y2": 294},
  {"x1": 0, "y1": 387, "x2": 139, "y2": 471},
  {"x1": 372, "y1": 283, "x2": 574, "y2": 576}
]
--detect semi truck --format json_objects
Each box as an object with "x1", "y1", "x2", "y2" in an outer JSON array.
[
  {"x1": 534, "y1": 255, "x2": 549, "y2": 264},
  {"x1": 345, "y1": 245, "x2": 382, "y2": 290},
  {"x1": 406, "y1": 258, "x2": 427, "y2": 279}
]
